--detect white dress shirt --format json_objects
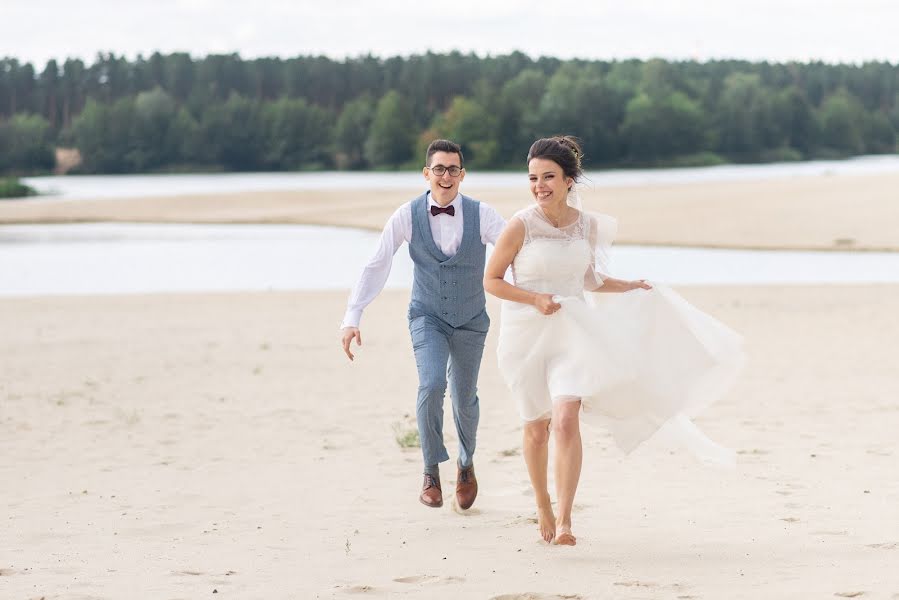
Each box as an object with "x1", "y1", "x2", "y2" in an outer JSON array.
[{"x1": 341, "y1": 192, "x2": 506, "y2": 328}]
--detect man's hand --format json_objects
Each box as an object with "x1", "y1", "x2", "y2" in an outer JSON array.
[{"x1": 341, "y1": 327, "x2": 362, "y2": 361}]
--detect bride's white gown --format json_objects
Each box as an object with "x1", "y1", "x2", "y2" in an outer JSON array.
[{"x1": 496, "y1": 206, "x2": 745, "y2": 465}]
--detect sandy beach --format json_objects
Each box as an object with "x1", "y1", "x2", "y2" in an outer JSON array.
[
  {"x1": 2, "y1": 171, "x2": 899, "y2": 598},
  {"x1": 2, "y1": 286, "x2": 898, "y2": 599},
  {"x1": 2, "y1": 170, "x2": 899, "y2": 250}
]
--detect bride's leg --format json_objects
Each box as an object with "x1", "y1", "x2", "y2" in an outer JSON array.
[
  {"x1": 522, "y1": 417, "x2": 554, "y2": 543},
  {"x1": 552, "y1": 397, "x2": 582, "y2": 546}
]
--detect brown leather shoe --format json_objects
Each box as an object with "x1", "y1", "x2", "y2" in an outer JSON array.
[
  {"x1": 419, "y1": 473, "x2": 443, "y2": 508},
  {"x1": 456, "y1": 464, "x2": 478, "y2": 510}
]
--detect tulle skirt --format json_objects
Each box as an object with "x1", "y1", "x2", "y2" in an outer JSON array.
[{"x1": 496, "y1": 285, "x2": 745, "y2": 466}]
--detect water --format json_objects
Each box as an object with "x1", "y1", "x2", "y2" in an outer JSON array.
[
  {"x1": 2, "y1": 223, "x2": 898, "y2": 296},
  {"x1": 19, "y1": 155, "x2": 899, "y2": 200},
  {"x1": 0, "y1": 224, "x2": 412, "y2": 296}
]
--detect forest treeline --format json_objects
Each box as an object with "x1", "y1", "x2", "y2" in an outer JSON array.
[{"x1": 1, "y1": 51, "x2": 897, "y2": 174}]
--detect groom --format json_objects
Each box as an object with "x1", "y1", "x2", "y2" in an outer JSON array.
[{"x1": 340, "y1": 139, "x2": 505, "y2": 509}]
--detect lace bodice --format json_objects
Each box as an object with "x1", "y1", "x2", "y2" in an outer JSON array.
[{"x1": 511, "y1": 206, "x2": 607, "y2": 298}]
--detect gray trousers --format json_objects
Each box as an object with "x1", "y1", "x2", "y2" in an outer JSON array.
[{"x1": 408, "y1": 310, "x2": 489, "y2": 468}]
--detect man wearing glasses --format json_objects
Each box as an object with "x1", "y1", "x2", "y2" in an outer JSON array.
[{"x1": 341, "y1": 139, "x2": 506, "y2": 510}]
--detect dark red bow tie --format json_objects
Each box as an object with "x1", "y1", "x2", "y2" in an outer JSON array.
[{"x1": 430, "y1": 205, "x2": 455, "y2": 217}]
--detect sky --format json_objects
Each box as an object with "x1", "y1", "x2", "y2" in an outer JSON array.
[{"x1": 4, "y1": 0, "x2": 899, "y2": 67}]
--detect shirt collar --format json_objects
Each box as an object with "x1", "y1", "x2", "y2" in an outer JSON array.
[{"x1": 427, "y1": 192, "x2": 461, "y2": 210}]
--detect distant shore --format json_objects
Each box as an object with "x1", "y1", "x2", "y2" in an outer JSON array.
[
  {"x1": 2, "y1": 170, "x2": 898, "y2": 251},
  {"x1": 0, "y1": 177, "x2": 36, "y2": 199}
]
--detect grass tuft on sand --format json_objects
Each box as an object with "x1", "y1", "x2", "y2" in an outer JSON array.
[{"x1": 392, "y1": 422, "x2": 420, "y2": 448}]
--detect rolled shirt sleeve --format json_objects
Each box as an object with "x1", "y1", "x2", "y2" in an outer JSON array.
[{"x1": 479, "y1": 202, "x2": 506, "y2": 245}]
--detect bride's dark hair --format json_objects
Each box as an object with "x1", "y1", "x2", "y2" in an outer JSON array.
[{"x1": 527, "y1": 136, "x2": 584, "y2": 184}]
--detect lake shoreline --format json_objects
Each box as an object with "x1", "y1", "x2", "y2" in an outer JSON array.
[{"x1": 2, "y1": 169, "x2": 898, "y2": 251}]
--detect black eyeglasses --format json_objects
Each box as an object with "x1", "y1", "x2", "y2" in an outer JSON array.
[{"x1": 428, "y1": 165, "x2": 463, "y2": 177}]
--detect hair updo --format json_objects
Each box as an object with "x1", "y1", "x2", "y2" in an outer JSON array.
[{"x1": 526, "y1": 136, "x2": 584, "y2": 184}]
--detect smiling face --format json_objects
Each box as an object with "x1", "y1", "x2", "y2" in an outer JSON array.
[
  {"x1": 528, "y1": 157, "x2": 573, "y2": 210},
  {"x1": 423, "y1": 151, "x2": 465, "y2": 206}
]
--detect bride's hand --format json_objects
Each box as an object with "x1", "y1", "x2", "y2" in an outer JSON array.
[{"x1": 534, "y1": 293, "x2": 562, "y2": 315}]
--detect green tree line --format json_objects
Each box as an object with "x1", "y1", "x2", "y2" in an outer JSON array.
[{"x1": 1, "y1": 52, "x2": 898, "y2": 174}]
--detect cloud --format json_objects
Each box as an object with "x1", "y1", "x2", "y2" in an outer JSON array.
[{"x1": 3, "y1": 0, "x2": 898, "y2": 66}]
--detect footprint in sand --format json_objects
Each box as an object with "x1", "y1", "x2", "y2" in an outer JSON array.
[
  {"x1": 172, "y1": 569, "x2": 236, "y2": 577},
  {"x1": 865, "y1": 542, "x2": 898, "y2": 550},
  {"x1": 835, "y1": 592, "x2": 865, "y2": 598},
  {"x1": 393, "y1": 575, "x2": 465, "y2": 584},
  {"x1": 865, "y1": 448, "x2": 891, "y2": 456},
  {"x1": 614, "y1": 581, "x2": 658, "y2": 589},
  {"x1": 0, "y1": 568, "x2": 16, "y2": 576},
  {"x1": 737, "y1": 448, "x2": 769, "y2": 455},
  {"x1": 491, "y1": 595, "x2": 582, "y2": 600},
  {"x1": 343, "y1": 584, "x2": 376, "y2": 593},
  {"x1": 811, "y1": 530, "x2": 849, "y2": 536}
]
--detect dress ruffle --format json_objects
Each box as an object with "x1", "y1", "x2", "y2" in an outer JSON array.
[{"x1": 497, "y1": 206, "x2": 743, "y2": 465}]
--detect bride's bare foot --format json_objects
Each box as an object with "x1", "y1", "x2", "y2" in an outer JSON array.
[
  {"x1": 536, "y1": 505, "x2": 556, "y2": 543},
  {"x1": 554, "y1": 522, "x2": 576, "y2": 546}
]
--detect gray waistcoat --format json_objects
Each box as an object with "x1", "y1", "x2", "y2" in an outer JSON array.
[{"x1": 408, "y1": 192, "x2": 486, "y2": 327}]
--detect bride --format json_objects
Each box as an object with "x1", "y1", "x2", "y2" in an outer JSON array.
[{"x1": 483, "y1": 136, "x2": 744, "y2": 546}]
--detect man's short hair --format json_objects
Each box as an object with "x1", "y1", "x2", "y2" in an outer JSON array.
[{"x1": 425, "y1": 139, "x2": 464, "y2": 168}]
